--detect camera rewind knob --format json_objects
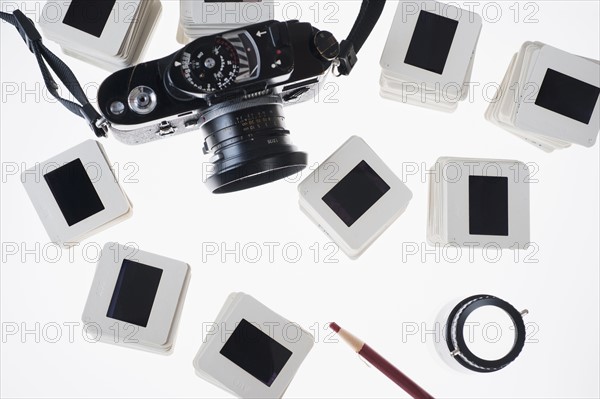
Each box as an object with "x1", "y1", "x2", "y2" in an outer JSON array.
[{"x1": 313, "y1": 31, "x2": 340, "y2": 62}]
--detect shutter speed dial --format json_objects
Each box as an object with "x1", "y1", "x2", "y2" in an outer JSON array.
[{"x1": 176, "y1": 37, "x2": 241, "y2": 93}]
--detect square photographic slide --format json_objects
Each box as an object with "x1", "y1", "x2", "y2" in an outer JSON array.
[
  {"x1": 485, "y1": 42, "x2": 600, "y2": 151},
  {"x1": 82, "y1": 242, "x2": 191, "y2": 353},
  {"x1": 298, "y1": 136, "x2": 412, "y2": 259},
  {"x1": 427, "y1": 157, "x2": 530, "y2": 249},
  {"x1": 193, "y1": 292, "x2": 313, "y2": 398},
  {"x1": 380, "y1": 0, "x2": 482, "y2": 112},
  {"x1": 21, "y1": 140, "x2": 132, "y2": 247},
  {"x1": 39, "y1": 0, "x2": 162, "y2": 70}
]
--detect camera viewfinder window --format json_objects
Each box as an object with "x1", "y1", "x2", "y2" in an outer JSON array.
[
  {"x1": 322, "y1": 161, "x2": 391, "y2": 227},
  {"x1": 43, "y1": 158, "x2": 105, "y2": 226},
  {"x1": 220, "y1": 318, "x2": 293, "y2": 387},
  {"x1": 404, "y1": 10, "x2": 459, "y2": 74},
  {"x1": 63, "y1": 0, "x2": 116, "y2": 38},
  {"x1": 535, "y1": 68, "x2": 600, "y2": 124},
  {"x1": 106, "y1": 259, "x2": 163, "y2": 328},
  {"x1": 468, "y1": 176, "x2": 509, "y2": 236}
]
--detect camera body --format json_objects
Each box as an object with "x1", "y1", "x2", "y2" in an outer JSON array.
[
  {"x1": 97, "y1": 20, "x2": 338, "y2": 144},
  {"x1": 98, "y1": 19, "x2": 340, "y2": 193}
]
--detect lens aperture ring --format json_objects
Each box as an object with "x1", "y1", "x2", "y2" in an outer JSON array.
[{"x1": 203, "y1": 114, "x2": 287, "y2": 152}]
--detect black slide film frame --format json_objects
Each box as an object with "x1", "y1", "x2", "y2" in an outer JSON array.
[
  {"x1": 63, "y1": 0, "x2": 117, "y2": 38},
  {"x1": 106, "y1": 259, "x2": 163, "y2": 328},
  {"x1": 322, "y1": 160, "x2": 391, "y2": 227},
  {"x1": 220, "y1": 319, "x2": 293, "y2": 387},
  {"x1": 468, "y1": 175, "x2": 509, "y2": 236},
  {"x1": 404, "y1": 10, "x2": 459, "y2": 74},
  {"x1": 535, "y1": 68, "x2": 600, "y2": 124},
  {"x1": 43, "y1": 158, "x2": 105, "y2": 226}
]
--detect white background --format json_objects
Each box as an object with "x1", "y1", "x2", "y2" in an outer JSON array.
[{"x1": 1, "y1": 1, "x2": 599, "y2": 398}]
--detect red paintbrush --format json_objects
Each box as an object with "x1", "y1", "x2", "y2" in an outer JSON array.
[{"x1": 329, "y1": 322, "x2": 434, "y2": 399}]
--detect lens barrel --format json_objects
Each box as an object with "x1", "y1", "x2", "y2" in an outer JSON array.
[{"x1": 199, "y1": 96, "x2": 307, "y2": 193}]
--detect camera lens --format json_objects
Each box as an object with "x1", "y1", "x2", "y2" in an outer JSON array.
[
  {"x1": 128, "y1": 86, "x2": 157, "y2": 115},
  {"x1": 199, "y1": 96, "x2": 307, "y2": 194}
]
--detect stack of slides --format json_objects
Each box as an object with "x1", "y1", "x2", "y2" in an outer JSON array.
[
  {"x1": 427, "y1": 157, "x2": 531, "y2": 249},
  {"x1": 380, "y1": 0, "x2": 482, "y2": 112},
  {"x1": 82, "y1": 243, "x2": 191, "y2": 353},
  {"x1": 40, "y1": 0, "x2": 162, "y2": 71},
  {"x1": 486, "y1": 42, "x2": 600, "y2": 152},
  {"x1": 177, "y1": 0, "x2": 274, "y2": 43},
  {"x1": 193, "y1": 292, "x2": 313, "y2": 398}
]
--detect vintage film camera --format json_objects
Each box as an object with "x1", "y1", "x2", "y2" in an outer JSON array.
[{"x1": 97, "y1": 1, "x2": 386, "y2": 193}]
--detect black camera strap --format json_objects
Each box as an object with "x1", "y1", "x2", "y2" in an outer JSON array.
[
  {"x1": 0, "y1": 10, "x2": 108, "y2": 137},
  {"x1": 337, "y1": 0, "x2": 387, "y2": 76}
]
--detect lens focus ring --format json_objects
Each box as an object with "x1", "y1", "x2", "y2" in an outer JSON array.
[{"x1": 197, "y1": 96, "x2": 308, "y2": 194}]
